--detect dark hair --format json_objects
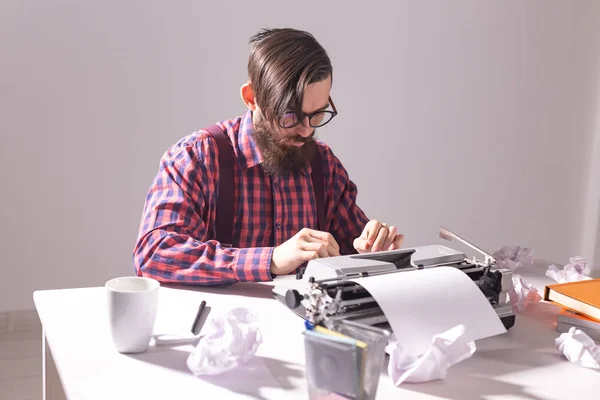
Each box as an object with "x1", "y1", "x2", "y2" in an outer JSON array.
[{"x1": 247, "y1": 28, "x2": 332, "y2": 126}]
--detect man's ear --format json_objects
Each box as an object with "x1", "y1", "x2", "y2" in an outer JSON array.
[{"x1": 240, "y1": 82, "x2": 257, "y2": 111}]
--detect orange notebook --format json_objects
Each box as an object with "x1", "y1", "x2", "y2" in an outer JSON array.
[
  {"x1": 544, "y1": 279, "x2": 600, "y2": 321},
  {"x1": 558, "y1": 308, "x2": 600, "y2": 328}
]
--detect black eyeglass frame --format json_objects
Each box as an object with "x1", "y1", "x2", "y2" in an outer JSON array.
[{"x1": 277, "y1": 96, "x2": 338, "y2": 129}]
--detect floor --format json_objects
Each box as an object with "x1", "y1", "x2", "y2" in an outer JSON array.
[{"x1": 0, "y1": 310, "x2": 43, "y2": 400}]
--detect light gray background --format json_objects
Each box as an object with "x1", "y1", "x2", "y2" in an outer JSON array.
[{"x1": 1, "y1": 0, "x2": 599, "y2": 311}]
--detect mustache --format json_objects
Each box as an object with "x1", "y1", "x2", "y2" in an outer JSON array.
[{"x1": 275, "y1": 133, "x2": 315, "y2": 146}]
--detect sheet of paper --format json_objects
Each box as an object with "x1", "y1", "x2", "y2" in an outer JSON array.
[{"x1": 350, "y1": 266, "x2": 506, "y2": 356}]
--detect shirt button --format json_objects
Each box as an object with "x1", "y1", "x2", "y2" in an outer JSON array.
[{"x1": 276, "y1": 222, "x2": 281, "y2": 229}]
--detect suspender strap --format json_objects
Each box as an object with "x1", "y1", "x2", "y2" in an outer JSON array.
[
  {"x1": 311, "y1": 149, "x2": 325, "y2": 232},
  {"x1": 205, "y1": 124, "x2": 235, "y2": 247}
]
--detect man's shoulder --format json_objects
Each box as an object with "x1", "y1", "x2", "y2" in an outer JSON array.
[
  {"x1": 312, "y1": 139, "x2": 353, "y2": 183},
  {"x1": 313, "y1": 139, "x2": 344, "y2": 166},
  {"x1": 195, "y1": 114, "x2": 245, "y2": 141},
  {"x1": 162, "y1": 115, "x2": 244, "y2": 163},
  {"x1": 177, "y1": 115, "x2": 243, "y2": 148}
]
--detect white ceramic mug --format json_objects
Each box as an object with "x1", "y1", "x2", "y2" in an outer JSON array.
[{"x1": 106, "y1": 276, "x2": 159, "y2": 353}]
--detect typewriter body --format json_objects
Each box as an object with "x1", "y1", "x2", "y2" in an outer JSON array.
[{"x1": 274, "y1": 227, "x2": 516, "y2": 331}]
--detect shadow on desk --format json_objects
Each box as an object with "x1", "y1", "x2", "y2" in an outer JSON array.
[
  {"x1": 127, "y1": 345, "x2": 193, "y2": 374},
  {"x1": 200, "y1": 356, "x2": 304, "y2": 398},
  {"x1": 127, "y1": 346, "x2": 303, "y2": 399},
  {"x1": 162, "y1": 281, "x2": 276, "y2": 300},
  {"x1": 396, "y1": 372, "x2": 550, "y2": 400}
]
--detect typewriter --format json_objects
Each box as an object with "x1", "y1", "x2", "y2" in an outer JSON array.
[{"x1": 273, "y1": 226, "x2": 516, "y2": 331}]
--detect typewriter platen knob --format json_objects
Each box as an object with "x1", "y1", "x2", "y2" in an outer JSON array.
[{"x1": 285, "y1": 289, "x2": 303, "y2": 309}]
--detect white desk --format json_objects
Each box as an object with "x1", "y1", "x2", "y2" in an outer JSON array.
[{"x1": 34, "y1": 264, "x2": 600, "y2": 400}]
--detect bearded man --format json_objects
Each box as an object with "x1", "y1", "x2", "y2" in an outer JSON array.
[{"x1": 133, "y1": 28, "x2": 404, "y2": 285}]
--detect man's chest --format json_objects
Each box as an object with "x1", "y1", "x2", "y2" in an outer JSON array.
[{"x1": 232, "y1": 170, "x2": 319, "y2": 247}]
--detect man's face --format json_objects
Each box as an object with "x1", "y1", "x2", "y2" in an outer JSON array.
[{"x1": 254, "y1": 75, "x2": 332, "y2": 176}]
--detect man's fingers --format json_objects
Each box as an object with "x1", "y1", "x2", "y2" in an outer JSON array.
[
  {"x1": 327, "y1": 244, "x2": 340, "y2": 257},
  {"x1": 355, "y1": 220, "x2": 405, "y2": 253},
  {"x1": 300, "y1": 241, "x2": 323, "y2": 251},
  {"x1": 396, "y1": 233, "x2": 405, "y2": 247},
  {"x1": 320, "y1": 231, "x2": 340, "y2": 253},
  {"x1": 360, "y1": 225, "x2": 369, "y2": 240},
  {"x1": 367, "y1": 220, "x2": 382, "y2": 246},
  {"x1": 301, "y1": 241, "x2": 329, "y2": 258},
  {"x1": 306, "y1": 229, "x2": 340, "y2": 253},
  {"x1": 304, "y1": 228, "x2": 329, "y2": 242},
  {"x1": 353, "y1": 237, "x2": 368, "y2": 253},
  {"x1": 356, "y1": 221, "x2": 375, "y2": 250},
  {"x1": 300, "y1": 250, "x2": 320, "y2": 263},
  {"x1": 371, "y1": 225, "x2": 388, "y2": 252},
  {"x1": 317, "y1": 245, "x2": 329, "y2": 258},
  {"x1": 385, "y1": 225, "x2": 398, "y2": 250},
  {"x1": 389, "y1": 233, "x2": 405, "y2": 250},
  {"x1": 306, "y1": 229, "x2": 332, "y2": 242},
  {"x1": 326, "y1": 234, "x2": 340, "y2": 254}
]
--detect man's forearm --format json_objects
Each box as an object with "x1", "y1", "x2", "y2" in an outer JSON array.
[{"x1": 133, "y1": 230, "x2": 274, "y2": 285}]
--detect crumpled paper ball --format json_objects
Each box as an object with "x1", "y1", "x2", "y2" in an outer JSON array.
[
  {"x1": 493, "y1": 246, "x2": 534, "y2": 271},
  {"x1": 387, "y1": 324, "x2": 476, "y2": 385},
  {"x1": 555, "y1": 326, "x2": 600, "y2": 370},
  {"x1": 546, "y1": 256, "x2": 592, "y2": 284},
  {"x1": 508, "y1": 274, "x2": 542, "y2": 313},
  {"x1": 186, "y1": 307, "x2": 262, "y2": 376}
]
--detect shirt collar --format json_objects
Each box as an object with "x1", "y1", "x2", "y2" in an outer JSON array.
[{"x1": 236, "y1": 110, "x2": 263, "y2": 170}]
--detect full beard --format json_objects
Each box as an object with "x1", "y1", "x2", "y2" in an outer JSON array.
[{"x1": 253, "y1": 119, "x2": 317, "y2": 176}]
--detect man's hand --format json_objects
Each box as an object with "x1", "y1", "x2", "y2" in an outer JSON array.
[
  {"x1": 270, "y1": 228, "x2": 340, "y2": 276},
  {"x1": 353, "y1": 219, "x2": 404, "y2": 253}
]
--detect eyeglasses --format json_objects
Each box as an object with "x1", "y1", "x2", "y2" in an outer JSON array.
[{"x1": 278, "y1": 96, "x2": 338, "y2": 129}]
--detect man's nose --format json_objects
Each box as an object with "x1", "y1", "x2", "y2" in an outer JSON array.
[{"x1": 296, "y1": 117, "x2": 312, "y2": 137}]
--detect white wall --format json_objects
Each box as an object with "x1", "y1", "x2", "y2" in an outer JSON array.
[
  {"x1": 1, "y1": 0, "x2": 599, "y2": 311},
  {"x1": 580, "y1": 75, "x2": 600, "y2": 275}
]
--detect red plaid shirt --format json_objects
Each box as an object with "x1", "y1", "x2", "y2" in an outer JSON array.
[{"x1": 133, "y1": 110, "x2": 370, "y2": 285}]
